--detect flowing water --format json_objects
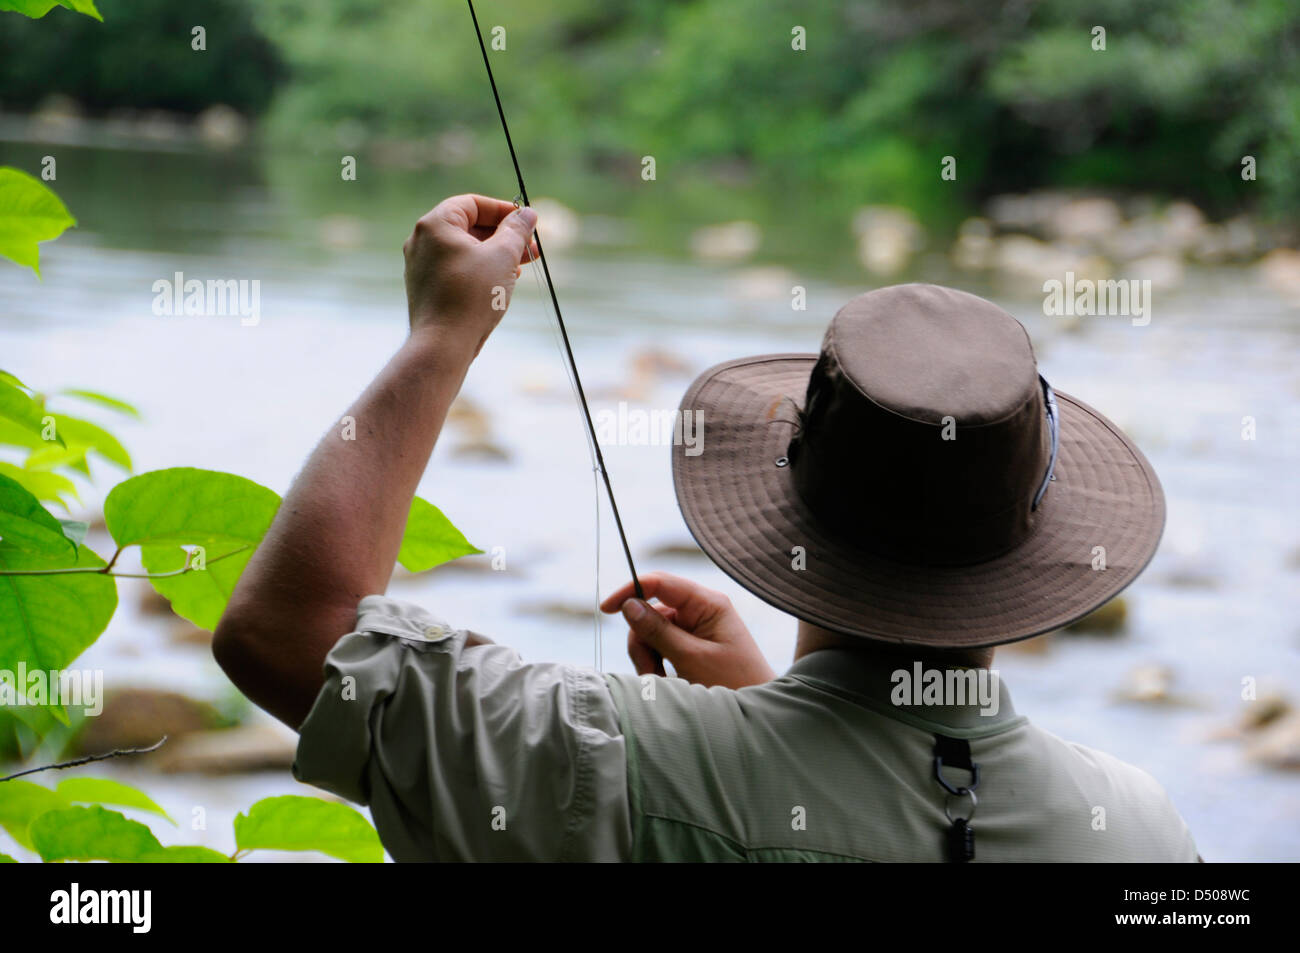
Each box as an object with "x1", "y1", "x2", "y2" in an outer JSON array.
[{"x1": 1, "y1": 137, "x2": 1297, "y2": 861}]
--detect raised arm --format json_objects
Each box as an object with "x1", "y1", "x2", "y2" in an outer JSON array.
[{"x1": 212, "y1": 194, "x2": 538, "y2": 728}]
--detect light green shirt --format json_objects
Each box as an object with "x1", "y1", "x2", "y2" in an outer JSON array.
[{"x1": 293, "y1": 595, "x2": 1199, "y2": 862}]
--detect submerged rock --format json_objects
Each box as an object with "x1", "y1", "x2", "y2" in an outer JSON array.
[
  {"x1": 531, "y1": 198, "x2": 580, "y2": 250},
  {"x1": 448, "y1": 438, "x2": 511, "y2": 462},
  {"x1": 1257, "y1": 248, "x2": 1300, "y2": 302},
  {"x1": 1245, "y1": 713, "x2": 1300, "y2": 771},
  {"x1": 852, "y1": 206, "x2": 922, "y2": 276},
  {"x1": 690, "y1": 221, "x2": 761, "y2": 262},
  {"x1": 319, "y1": 215, "x2": 365, "y2": 251},
  {"x1": 1113, "y1": 664, "x2": 1175, "y2": 704},
  {"x1": 137, "y1": 586, "x2": 176, "y2": 617},
  {"x1": 196, "y1": 105, "x2": 248, "y2": 149},
  {"x1": 951, "y1": 218, "x2": 996, "y2": 271},
  {"x1": 645, "y1": 540, "x2": 708, "y2": 559},
  {"x1": 1048, "y1": 197, "x2": 1123, "y2": 242},
  {"x1": 515, "y1": 599, "x2": 594, "y2": 622},
  {"x1": 726, "y1": 265, "x2": 798, "y2": 301},
  {"x1": 446, "y1": 397, "x2": 510, "y2": 461},
  {"x1": 1063, "y1": 597, "x2": 1128, "y2": 635},
  {"x1": 74, "y1": 690, "x2": 231, "y2": 756},
  {"x1": 987, "y1": 192, "x2": 1070, "y2": 232},
  {"x1": 167, "y1": 620, "x2": 212, "y2": 648},
  {"x1": 157, "y1": 723, "x2": 297, "y2": 775},
  {"x1": 1125, "y1": 254, "x2": 1185, "y2": 290}
]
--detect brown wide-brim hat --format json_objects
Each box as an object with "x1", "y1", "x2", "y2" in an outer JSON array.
[{"x1": 672, "y1": 283, "x2": 1164, "y2": 648}]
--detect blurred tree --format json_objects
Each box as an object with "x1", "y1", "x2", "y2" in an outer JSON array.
[{"x1": 0, "y1": 0, "x2": 285, "y2": 115}]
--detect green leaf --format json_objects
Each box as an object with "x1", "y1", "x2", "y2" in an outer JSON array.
[
  {"x1": 0, "y1": 779, "x2": 68, "y2": 850},
  {"x1": 57, "y1": 519, "x2": 88, "y2": 547},
  {"x1": 56, "y1": 777, "x2": 174, "y2": 824},
  {"x1": 234, "y1": 795, "x2": 383, "y2": 863},
  {"x1": 105, "y1": 468, "x2": 279, "y2": 550},
  {"x1": 139, "y1": 845, "x2": 232, "y2": 863},
  {"x1": 0, "y1": 463, "x2": 78, "y2": 509},
  {"x1": 140, "y1": 544, "x2": 256, "y2": 632},
  {"x1": 0, "y1": 543, "x2": 117, "y2": 691},
  {"x1": 0, "y1": 167, "x2": 77, "y2": 276},
  {"x1": 30, "y1": 806, "x2": 161, "y2": 862},
  {"x1": 0, "y1": 471, "x2": 73, "y2": 555},
  {"x1": 0, "y1": 1, "x2": 102, "y2": 23},
  {"x1": 0, "y1": 379, "x2": 62, "y2": 447},
  {"x1": 26, "y1": 414, "x2": 131, "y2": 472},
  {"x1": 398, "y1": 497, "x2": 481, "y2": 572},
  {"x1": 56, "y1": 389, "x2": 140, "y2": 419},
  {"x1": 0, "y1": 852, "x2": 15, "y2": 862},
  {"x1": 104, "y1": 468, "x2": 279, "y2": 630}
]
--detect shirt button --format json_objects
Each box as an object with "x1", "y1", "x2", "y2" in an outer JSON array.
[{"x1": 423, "y1": 624, "x2": 449, "y2": 640}]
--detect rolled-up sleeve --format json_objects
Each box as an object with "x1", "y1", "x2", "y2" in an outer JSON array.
[{"x1": 293, "y1": 595, "x2": 632, "y2": 862}]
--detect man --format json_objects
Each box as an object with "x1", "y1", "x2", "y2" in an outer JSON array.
[{"x1": 213, "y1": 193, "x2": 1200, "y2": 862}]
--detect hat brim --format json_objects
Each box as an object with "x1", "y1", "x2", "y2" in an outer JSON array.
[{"x1": 671, "y1": 354, "x2": 1165, "y2": 648}]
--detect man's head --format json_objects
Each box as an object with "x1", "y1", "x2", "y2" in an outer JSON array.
[{"x1": 670, "y1": 283, "x2": 1165, "y2": 653}]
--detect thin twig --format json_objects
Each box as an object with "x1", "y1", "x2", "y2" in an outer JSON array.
[
  {"x1": 0, "y1": 736, "x2": 167, "y2": 782},
  {"x1": 0, "y1": 545, "x2": 250, "y2": 577}
]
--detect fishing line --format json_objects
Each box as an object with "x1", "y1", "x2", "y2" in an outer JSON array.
[
  {"x1": 519, "y1": 205, "x2": 605, "y2": 670},
  {"x1": 466, "y1": 0, "x2": 645, "y2": 667}
]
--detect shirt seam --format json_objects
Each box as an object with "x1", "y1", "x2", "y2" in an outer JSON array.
[{"x1": 557, "y1": 667, "x2": 597, "y2": 862}]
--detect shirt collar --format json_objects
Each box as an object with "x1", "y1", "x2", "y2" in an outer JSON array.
[{"x1": 784, "y1": 648, "x2": 1023, "y2": 737}]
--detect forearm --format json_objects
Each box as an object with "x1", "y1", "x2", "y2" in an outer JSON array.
[{"x1": 214, "y1": 326, "x2": 475, "y2": 727}]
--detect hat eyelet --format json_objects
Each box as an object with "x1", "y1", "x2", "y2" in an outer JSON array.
[{"x1": 774, "y1": 456, "x2": 789, "y2": 468}]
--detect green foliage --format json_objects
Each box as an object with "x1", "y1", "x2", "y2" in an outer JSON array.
[
  {"x1": 0, "y1": 0, "x2": 284, "y2": 116},
  {"x1": 0, "y1": 543, "x2": 117, "y2": 690},
  {"x1": 0, "y1": 377, "x2": 61, "y2": 445},
  {"x1": 233, "y1": 795, "x2": 384, "y2": 863},
  {"x1": 0, "y1": 779, "x2": 66, "y2": 849},
  {"x1": 30, "y1": 805, "x2": 161, "y2": 861},
  {"x1": 0, "y1": 472, "x2": 74, "y2": 556},
  {"x1": 249, "y1": 0, "x2": 1299, "y2": 217},
  {"x1": 399, "y1": 497, "x2": 482, "y2": 572},
  {"x1": 56, "y1": 777, "x2": 173, "y2": 823},
  {"x1": 105, "y1": 468, "x2": 281, "y2": 630},
  {"x1": 0, "y1": 782, "x2": 384, "y2": 862},
  {"x1": 0, "y1": 0, "x2": 101, "y2": 22},
  {"x1": 0, "y1": 379, "x2": 136, "y2": 509},
  {"x1": 0, "y1": 168, "x2": 76, "y2": 277},
  {"x1": 56, "y1": 390, "x2": 141, "y2": 419},
  {"x1": 0, "y1": 2, "x2": 471, "y2": 868}
]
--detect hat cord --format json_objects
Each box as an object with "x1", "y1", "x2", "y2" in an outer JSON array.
[{"x1": 1031, "y1": 376, "x2": 1060, "y2": 511}]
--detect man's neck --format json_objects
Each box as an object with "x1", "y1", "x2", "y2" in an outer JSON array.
[{"x1": 794, "y1": 621, "x2": 996, "y2": 670}]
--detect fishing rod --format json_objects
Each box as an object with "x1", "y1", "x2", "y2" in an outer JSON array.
[{"x1": 465, "y1": 0, "x2": 645, "y2": 605}]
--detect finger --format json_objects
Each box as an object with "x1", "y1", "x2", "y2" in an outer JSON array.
[
  {"x1": 431, "y1": 194, "x2": 519, "y2": 233},
  {"x1": 601, "y1": 571, "x2": 728, "y2": 619},
  {"x1": 466, "y1": 225, "x2": 539, "y2": 264},
  {"x1": 627, "y1": 632, "x2": 665, "y2": 677},
  {"x1": 653, "y1": 605, "x2": 678, "y2": 626},
  {"x1": 485, "y1": 205, "x2": 537, "y2": 262},
  {"x1": 619, "y1": 598, "x2": 694, "y2": 660}
]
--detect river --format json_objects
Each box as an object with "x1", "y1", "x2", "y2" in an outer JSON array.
[{"x1": 1, "y1": 136, "x2": 1297, "y2": 861}]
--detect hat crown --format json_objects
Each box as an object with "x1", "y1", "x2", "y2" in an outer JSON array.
[
  {"x1": 789, "y1": 284, "x2": 1050, "y2": 566},
  {"x1": 827, "y1": 284, "x2": 1039, "y2": 424}
]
